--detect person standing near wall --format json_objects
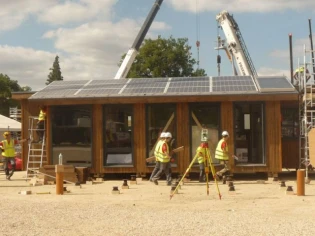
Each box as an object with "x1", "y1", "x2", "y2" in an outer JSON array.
[
  {"x1": 215, "y1": 131, "x2": 231, "y2": 180},
  {"x1": 152, "y1": 132, "x2": 172, "y2": 186},
  {"x1": 36, "y1": 105, "x2": 47, "y2": 143},
  {"x1": 149, "y1": 132, "x2": 165, "y2": 182},
  {"x1": 0, "y1": 132, "x2": 28, "y2": 180}
]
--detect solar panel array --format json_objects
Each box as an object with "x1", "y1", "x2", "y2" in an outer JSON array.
[
  {"x1": 29, "y1": 76, "x2": 296, "y2": 100},
  {"x1": 212, "y1": 76, "x2": 257, "y2": 92},
  {"x1": 256, "y1": 76, "x2": 296, "y2": 92}
]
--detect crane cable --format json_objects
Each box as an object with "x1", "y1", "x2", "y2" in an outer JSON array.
[
  {"x1": 196, "y1": 0, "x2": 200, "y2": 69},
  {"x1": 217, "y1": 21, "x2": 221, "y2": 76}
]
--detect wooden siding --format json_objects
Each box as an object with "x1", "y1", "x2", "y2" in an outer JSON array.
[
  {"x1": 265, "y1": 101, "x2": 282, "y2": 173},
  {"x1": 282, "y1": 140, "x2": 299, "y2": 169},
  {"x1": 176, "y1": 103, "x2": 190, "y2": 174}
]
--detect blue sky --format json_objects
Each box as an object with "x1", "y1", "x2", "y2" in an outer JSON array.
[{"x1": 0, "y1": 0, "x2": 314, "y2": 90}]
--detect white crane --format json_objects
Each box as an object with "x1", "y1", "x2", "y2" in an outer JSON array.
[
  {"x1": 114, "y1": 0, "x2": 163, "y2": 79},
  {"x1": 216, "y1": 10, "x2": 257, "y2": 77}
]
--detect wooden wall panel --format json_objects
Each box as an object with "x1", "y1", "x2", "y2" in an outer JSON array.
[
  {"x1": 265, "y1": 101, "x2": 282, "y2": 173},
  {"x1": 282, "y1": 140, "x2": 299, "y2": 169},
  {"x1": 134, "y1": 103, "x2": 146, "y2": 175},
  {"x1": 220, "y1": 102, "x2": 235, "y2": 171},
  {"x1": 177, "y1": 103, "x2": 189, "y2": 174},
  {"x1": 91, "y1": 104, "x2": 103, "y2": 174}
]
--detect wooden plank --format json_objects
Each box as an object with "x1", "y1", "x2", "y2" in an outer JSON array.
[
  {"x1": 149, "y1": 112, "x2": 175, "y2": 156},
  {"x1": 146, "y1": 146, "x2": 184, "y2": 162}
]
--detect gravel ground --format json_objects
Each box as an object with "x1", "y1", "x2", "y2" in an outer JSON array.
[{"x1": 0, "y1": 171, "x2": 315, "y2": 236}]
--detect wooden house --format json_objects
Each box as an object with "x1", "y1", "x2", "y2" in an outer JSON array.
[{"x1": 13, "y1": 75, "x2": 299, "y2": 178}]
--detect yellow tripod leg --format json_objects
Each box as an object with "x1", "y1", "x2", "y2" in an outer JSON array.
[
  {"x1": 206, "y1": 148, "x2": 222, "y2": 200},
  {"x1": 170, "y1": 152, "x2": 199, "y2": 200}
]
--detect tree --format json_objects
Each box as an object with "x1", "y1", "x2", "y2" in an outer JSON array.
[
  {"x1": 0, "y1": 74, "x2": 24, "y2": 116},
  {"x1": 46, "y1": 55, "x2": 63, "y2": 85},
  {"x1": 119, "y1": 36, "x2": 207, "y2": 78}
]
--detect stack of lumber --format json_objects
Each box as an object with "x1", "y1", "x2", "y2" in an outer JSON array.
[{"x1": 38, "y1": 165, "x2": 78, "y2": 184}]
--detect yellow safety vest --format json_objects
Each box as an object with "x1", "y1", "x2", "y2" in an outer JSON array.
[
  {"x1": 215, "y1": 139, "x2": 229, "y2": 160},
  {"x1": 154, "y1": 139, "x2": 163, "y2": 162},
  {"x1": 155, "y1": 140, "x2": 170, "y2": 163},
  {"x1": 38, "y1": 110, "x2": 46, "y2": 121},
  {"x1": 196, "y1": 146, "x2": 206, "y2": 164},
  {"x1": 1, "y1": 140, "x2": 15, "y2": 158}
]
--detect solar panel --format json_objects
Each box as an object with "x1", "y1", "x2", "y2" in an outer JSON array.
[
  {"x1": 256, "y1": 76, "x2": 296, "y2": 92},
  {"x1": 121, "y1": 78, "x2": 168, "y2": 94},
  {"x1": 30, "y1": 89, "x2": 78, "y2": 99},
  {"x1": 212, "y1": 76, "x2": 257, "y2": 93},
  {"x1": 76, "y1": 89, "x2": 122, "y2": 96}
]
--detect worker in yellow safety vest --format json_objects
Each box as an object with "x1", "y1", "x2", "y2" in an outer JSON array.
[
  {"x1": 215, "y1": 131, "x2": 231, "y2": 180},
  {"x1": 36, "y1": 105, "x2": 47, "y2": 143},
  {"x1": 196, "y1": 142, "x2": 209, "y2": 182},
  {"x1": 151, "y1": 132, "x2": 172, "y2": 186},
  {"x1": 293, "y1": 66, "x2": 311, "y2": 86},
  {"x1": 149, "y1": 132, "x2": 166, "y2": 182},
  {"x1": 0, "y1": 132, "x2": 28, "y2": 180}
]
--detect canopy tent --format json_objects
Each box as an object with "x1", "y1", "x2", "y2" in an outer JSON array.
[{"x1": 0, "y1": 114, "x2": 21, "y2": 132}]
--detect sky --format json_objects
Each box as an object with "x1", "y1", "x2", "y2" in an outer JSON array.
[{"x1": 0, "y1": 0, "x2": 314, "y2": 91}]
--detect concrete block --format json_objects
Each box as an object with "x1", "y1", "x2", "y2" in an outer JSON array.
[{"x1": 86, "y1": 181, "x2": 94, "y2": 185}]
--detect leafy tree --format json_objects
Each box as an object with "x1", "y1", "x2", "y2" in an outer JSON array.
[
  {"x1": 0, "y1": 74, "x2": 24, "y2": 116},
  {"x1": 21, "y1": 86, "x2": 32, "y2": 91},
  {"x1": 46, "y1": 55, "x2": 63, "y2": 85},
  {"x1": 119, "y1": 36, "x2": 207, "y2": 78}
]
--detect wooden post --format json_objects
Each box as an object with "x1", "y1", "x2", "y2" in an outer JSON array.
[
  {"x1": 55, "y1": 165, "x2": 64, "y2": 195},
  {"x1": 296, "y1": 169, "x2": 305, "y2": 196}
]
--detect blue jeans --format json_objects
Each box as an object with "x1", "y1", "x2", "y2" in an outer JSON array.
[{"x1": 2, "y1": 157, "x2": 16, "y2": 177}]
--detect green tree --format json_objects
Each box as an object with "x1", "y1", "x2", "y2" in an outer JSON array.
[
  {"x1": 119, "y1": 36, "x2": 206, "y2": 78},
  {"x1": 0, "y1": 74, "x2": 23, "y2": 116},
  {"x1": 46, "y1": 55, "x2": 63, "y2": 85}
]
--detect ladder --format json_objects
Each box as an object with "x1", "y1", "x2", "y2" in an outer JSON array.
[
  {"x1": 26, "y1": 116, "x2": 47, "y2": 179},
  {"x1": 298, "y1": 45, "x2": 315, "y2": 180}
]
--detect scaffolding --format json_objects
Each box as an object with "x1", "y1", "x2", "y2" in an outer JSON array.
[{"x1": 298, "y1": 45, "x2": 315, "y2": 181}]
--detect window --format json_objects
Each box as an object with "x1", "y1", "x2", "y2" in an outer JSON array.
[
  {"x1": 281, "y1": 108, "x2": 299, "y2": 138},
  {"x1": 103, "y1": 105, "x2": 133, "y2": 166},
  {"x1": 146, "y1": 104, "x2": 176, "y2": 166},
  {"x1": 190, "y1": 103, "x2": 220, "y2": 164},
  {"x1": 234, "y1": 103, "x2": 265, "y2": 164},
  {"x1": 51, "y1": 105, "x2": 92, "y2": 167}
]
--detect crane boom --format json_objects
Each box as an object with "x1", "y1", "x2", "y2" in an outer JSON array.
[
  {"x1": 114, "y1": 0, "x2": 164, "y2": 79},
  {"x1": 216, "y1": 10, "x2": 257, "y2": 77}
]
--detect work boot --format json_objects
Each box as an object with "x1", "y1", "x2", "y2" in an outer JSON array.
[
  {"x1": 153, "y1": 180, "x2": 158, "y2": 185},
  {"x1": 6, "y1": 175, "x2": 11, "y2": 181},
  {"x1": 167, "y1": 182, "x2": 172, "y2": 186}
]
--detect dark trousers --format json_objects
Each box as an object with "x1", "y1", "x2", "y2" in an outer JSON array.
[
  {"x1": 36, "y1": 120, "x2": 44, "y2": 141},
  {"x1": 199, "y1": 162, "x2": 205, "y2": 182},
  {"x1": 152, "y1": 162, "x2": 172, "y2": 183},
  {"x1": 2, "y1": 157, "x2": 16, "y2": 177},
  {"x1": 149, "y1": 161, "x2": 160, "y2": 180}
]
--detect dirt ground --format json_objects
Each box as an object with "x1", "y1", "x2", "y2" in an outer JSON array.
[{"x1": 0, "y1": 171, "x2": 315, "y2": 236}]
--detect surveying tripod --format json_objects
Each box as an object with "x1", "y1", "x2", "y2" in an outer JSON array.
[{"x1": 170, "y1": 142, "x2": 221, "y2": 200}]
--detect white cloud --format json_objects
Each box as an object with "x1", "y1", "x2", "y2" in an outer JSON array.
[
  {"x1": 1, "y1": 14, "x2": 171, "y2": 91},
  {"x1": 257, "y1": 67, "x2": 290, "y2": 79},
  {"x1": 0, "y1": 0, "x2": 57, "y2": 32},
  {"x1": 0, "y1": 45, "x2": 58, "y2": 89},
  {"x1": 168, "y1": 0, "x2": 315, "y2": 13},
  {"x1": 38, "y1": 0, "x2": 118, "y2": 25}
]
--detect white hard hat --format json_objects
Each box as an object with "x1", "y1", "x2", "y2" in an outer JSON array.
[
  {"x1": 160, "y1": 132, "x2": 166, "y2": 138},
  {"x1": 165, "y1": 132, "x2": 172, "y2": 138},
  {"x1": 222, "y1": 131, "x2": 229, "y2": 137}
]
